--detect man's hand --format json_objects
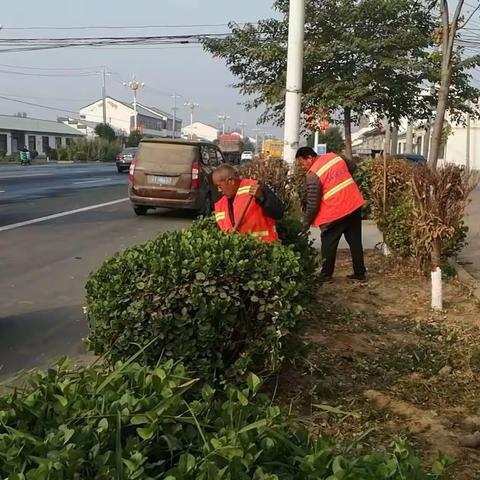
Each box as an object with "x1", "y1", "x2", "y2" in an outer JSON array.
[{"x1": 249, "y1": 181, "x2": 264, "y2": 202}]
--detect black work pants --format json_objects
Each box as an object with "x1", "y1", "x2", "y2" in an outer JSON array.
[{"x1": 320, "y1": 207, "x2": 366, "y2": 277}]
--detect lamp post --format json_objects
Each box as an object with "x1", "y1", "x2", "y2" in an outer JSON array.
[
  {"x1": 218, "y1": 113, "x2": 230, "y2": 134},
  {"x1": 123, "y1": 76, "x2": 145, "y2": 131}
]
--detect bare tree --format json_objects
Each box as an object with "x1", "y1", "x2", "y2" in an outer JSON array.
[{"x1": 429, "y1": 0, "x2": 480, "y2": 169}]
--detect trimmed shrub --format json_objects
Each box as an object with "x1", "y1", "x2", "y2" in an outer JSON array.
[
  {"x1": 0, "y1": 359, "x2": 450, "y2": 479},
  {"x1": 86, "y1": 227, "x2": 305, "y2": 379},
  {"x1": 74, "y1": 151, "x2": 87, "y2": 162},
  {"x1": 361, "y1": 159, "x2": 475, "y2": 270}
]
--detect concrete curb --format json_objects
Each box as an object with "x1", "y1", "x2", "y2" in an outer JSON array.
[{"x1": 448, "y1": 258, "x2": 480, "y2": 302}]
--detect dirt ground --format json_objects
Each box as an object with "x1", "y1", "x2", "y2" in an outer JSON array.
[{"x1": 274, "y1": 250, "x2": 480, "y2": 479}]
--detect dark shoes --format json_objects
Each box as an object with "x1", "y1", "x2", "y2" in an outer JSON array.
[{"x1": 347, "y1": 273, "x2": 367, "y2": 282}]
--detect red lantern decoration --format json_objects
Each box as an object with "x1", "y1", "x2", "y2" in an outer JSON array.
[{"x1": 320, "y1": 119, "x2": 330, "y2": 133}]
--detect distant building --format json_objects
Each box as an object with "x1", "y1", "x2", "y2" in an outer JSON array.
[
  {"x1": 79, "y1": 97, "x2": 182, "y2": 138},
  {"x1": 352, "y1": 114, "x2": 480, "y2": 169},
  {"x1": 182, "y1": 122, "x2": 219, "y2": 142},
  {"x1": 0, "y1": 115, "x2": 84, "y2": 155}
]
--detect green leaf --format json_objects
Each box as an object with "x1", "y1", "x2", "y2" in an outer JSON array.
[
  {"x1": 178, "y1": 453, "x2": 196, "y2": 473},
  {"x1": 246, "y1": 372, "x2": 261, "y2": 392},
  {"x1": 53, "y1": 394, "x2": 68, "y2": 407},
  {"x1": 237, "y1": 390, "x2": 249, "y2": 406},
  {"x1": 137, "y1": 426, "x2": 154, "y2": 440}
]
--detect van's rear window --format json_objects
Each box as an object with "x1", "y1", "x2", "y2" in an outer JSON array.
[{"x1": 137, "y1": 143, "x2": 197, "y2": 173}]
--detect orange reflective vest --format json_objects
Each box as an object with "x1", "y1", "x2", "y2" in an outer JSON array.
[
  {"x1": 214, "y1": 179, "x2": 279, "y2": 243},
  {"x1": 309, "y1": 153, "x2": 364, "y2": 227}
]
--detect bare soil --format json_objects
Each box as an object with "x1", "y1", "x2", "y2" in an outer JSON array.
[{"x1": 274, "y1": 250, "x2": 480, "y2": 479}]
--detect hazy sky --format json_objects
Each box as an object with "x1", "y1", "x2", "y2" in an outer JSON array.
[{"x1": 0, "y1": 0, "x2": 280, "y2": 137}]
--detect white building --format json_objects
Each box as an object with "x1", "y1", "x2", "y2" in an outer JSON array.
[
  {"x1": 353, "y1": 115, "x2": 480, "y2": 170},
  {"x1": 182, "y1": 122, "x2": 219, "y2": 142},
  {"x1": 0, "y1": 115, "x2": 84, "y2": 156},
  {"x1": 79, "y1": 97, "x2": 182, "y2": 138}
]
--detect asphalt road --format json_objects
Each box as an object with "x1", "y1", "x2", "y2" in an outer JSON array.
[
  {"x1": 459, "y1": 186, "x2": 480, "y2": 279},
  {"x1": 0, "y1": 163, "x2": 193, "y2": 376}
]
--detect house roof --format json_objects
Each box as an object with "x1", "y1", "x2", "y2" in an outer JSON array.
[
  {"x1": 0, "y1": 115, "x2": 84, "y2": 136},
  {"x1": 81, "y1": 97, "x2": 177, "y2": 122}
]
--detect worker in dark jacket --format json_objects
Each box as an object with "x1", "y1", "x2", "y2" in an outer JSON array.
[
  {"x1": 213, "y1": 164, "x2": 284, "y2": 243},
  {"x1": 296, "y1": 147, "x2": 366, "y2": 281}
]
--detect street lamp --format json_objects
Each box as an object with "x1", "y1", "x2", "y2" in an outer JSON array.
[
  {"x1": 184, "y1": 101, "x2": 200, "y2": 127},
  {"x1": 218, "y1": 114, "x2": 230, "y2": 135},
  {"x1": 237, "y1": 121, "x2": 247, "y2": 138},
  {"x1": 123, "y1": 76, "x2": 145, "y2": 131}
]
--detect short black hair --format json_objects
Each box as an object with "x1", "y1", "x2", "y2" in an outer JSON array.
[{"x1": 295, "y1": 147, "x2": 317, "y2": 159}]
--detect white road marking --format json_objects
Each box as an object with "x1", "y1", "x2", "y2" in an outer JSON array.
[
  {"x1": 73, "y1": 178, "x2": 112, "y2": 185},
  {"x1": 0, "y1": 190, "x2": 5, "y2": 193},
  {"x1": 0, "y1": 198, "x2": 129, "y2": 233}
]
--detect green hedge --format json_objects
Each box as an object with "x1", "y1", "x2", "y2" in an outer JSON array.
[
  {"x1": 86, "y1": 227, "x2": 305, "y2": 380},
  {"x1": 0, "y1": 359, "x2": 449, "y2": 479}
]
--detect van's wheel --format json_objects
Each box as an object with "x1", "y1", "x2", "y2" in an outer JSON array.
[
  {"x1": 199, "y1": 194, "x2": 213, "y2": 217},
  {"x1": 133, "y1": 206, "x2": 148, "y2": 216}
]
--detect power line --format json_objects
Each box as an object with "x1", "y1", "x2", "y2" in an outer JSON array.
[
  {"x1": 0, "y1": 33, "x2": 231, "y2": 54},
  {"x1": 0, "y1": 69, "x2": 98, "y2": 77},
  {"x1": 0, "y1": 23, "x2": 251, "y2": 31},
  {"x1": 0, "y1": 95, "x2": 79, "y2": 114},
  {"x1": 0, "y1": 62, "x2": 105, "y2": 71}
]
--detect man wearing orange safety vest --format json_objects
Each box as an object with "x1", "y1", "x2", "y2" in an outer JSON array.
[
  {"x1": 296, "y1": 147, "x2": 366, "y2": 282},
  {"x1": 212, "y1": 164, "x2": 284, "y2": 243}
]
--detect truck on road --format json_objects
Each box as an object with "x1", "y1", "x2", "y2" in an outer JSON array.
[{"x1": 218, "y1": 134, "x2": 242, "y2": 164}]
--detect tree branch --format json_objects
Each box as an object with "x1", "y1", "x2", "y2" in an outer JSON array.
[{"x1": 458, "y1": 3, "x2": 480, "y2": 31}]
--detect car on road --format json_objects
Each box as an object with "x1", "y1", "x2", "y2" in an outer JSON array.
[
  {"x1": 116, "y1": 147, "x2": 138, "y2": 173},
  {"x1": 128, "y1": 139, "x2": 225, "y2": 216},
  {"x1": 394, "y1": 153, "x2": 427, "y2": 164},
  {"x1": 241, "y1": 150, "x2": 253, "y2": 163}
]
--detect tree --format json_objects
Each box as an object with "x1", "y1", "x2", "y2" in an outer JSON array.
[
  {"x1": 203, "y1": 0, "x2": 436, "y2": 159},
  {"x1": 126, "y1": 130, "x2": 143, "y2": 147},
  {"x1": 94, "y1": 123, "x2": 116, "y2": 142},
  {"x1": 307, "y1": 127, "x2": 345, "y2": 153},
  {"x1": 428, "y1": 1, "x2": 480, "y2": 169}
]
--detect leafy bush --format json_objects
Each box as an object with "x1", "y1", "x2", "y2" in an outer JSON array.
[
  {"x1": 74, "y1": 151, "x2": 87, "y2": 162},
  {"x1": 0, "y1": 359, "x2": 449, "y2": 479},
  {"x1": 239, "y1": 158, "x2": 302, "y2": 216},
  {"x1": 361, "y1": 159, "x2": 476, "y2": 270},
  {"x1": 86, "y1": 227, "x2": 305, "y2": 379},
  {"x1": 353, "y1": 159, "x2": 374, "y2": 219}
]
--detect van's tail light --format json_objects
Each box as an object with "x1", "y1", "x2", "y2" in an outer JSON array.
[
  {"x1": 128, "y1": 158, "x2": 137, "y2": 184},
  {"x1": 191, "y1": 161, "x2": 200, "y2": 189}
]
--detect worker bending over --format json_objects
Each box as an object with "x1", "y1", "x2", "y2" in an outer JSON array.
[
  {"x1": 212, "y1": 164, "x2": 284, "y2": 243},
  {"x1": 296, "y1": 147, "x2": 366, "y2": 281}
]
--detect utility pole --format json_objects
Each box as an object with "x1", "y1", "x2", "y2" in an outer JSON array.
[
  {"x1": 123, "y1": 76, "x2": 145, "y2": 131},
  {"x1": 171, "y1": 92, "x2": 181, "y2": 139},
  {"x1": 466, "y1": 111, "x2": 471, "y2": 171},
  {"x1": 102, "y1": 67, "x2": 107, "y2": 125},
  {"x1": 218, "y1": 113, "x2": 230, "y2": 134},
  {"x1": 283, "y1": 0, "x2": 305, "y2": 164},
  {"x1": 184, "y1": 101, "x2": 199, "y2": 127},
  {"x1": 253, "y1": 128, "x2": 261, "y2": 154},
  {"x1": 237, "y1": 121, "x2": 247, "y2": 138}
]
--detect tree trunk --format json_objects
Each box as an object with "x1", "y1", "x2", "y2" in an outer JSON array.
[
  {"x1": 344, "y1": 107, "x2": 353, "y2": 160},
  {"x1": 429, "y1": 0, "x2": 465, "y2": 170},
  {"x1": 390, "y1": 126, "x2": 398, "y2": 156},
  {"x1": 423, "y1": 120, "x2": 431, "y2": 159}
]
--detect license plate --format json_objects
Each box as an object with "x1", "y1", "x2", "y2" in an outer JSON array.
[{"x1": 148, "y1": 175, "x2": 177, "y2": 186}]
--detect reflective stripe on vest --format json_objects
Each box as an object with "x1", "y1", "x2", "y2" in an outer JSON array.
[
  {"x1": 324, "y1": 177, "x2": 355, "y2": 200},
  {"x1": 236, "y1": 185, "x2": 251, "y2": 195},
  {"x1": 215, "y1": 211, "x2": 226, "y2": 221},
  {"x1": 315, "y1": 156, "x2": 343, "y2": 179},
  {"x1": 250, "y1": 230, "x2": 269, "y2": 238}
]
